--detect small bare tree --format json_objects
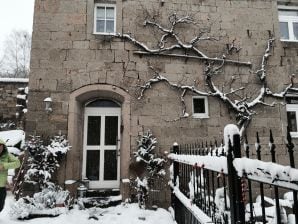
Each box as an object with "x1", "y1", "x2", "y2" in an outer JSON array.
[
  {"x1": 0, "y1": 30, "x2": 31, "y2": 78},
  {"x1": 115, "y1": 13, "x2": 297, "y2": 136}
]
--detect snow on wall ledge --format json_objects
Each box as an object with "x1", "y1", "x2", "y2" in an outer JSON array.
[{"x1": 0, "y1": 77, "x2": 29, "y2": 83}]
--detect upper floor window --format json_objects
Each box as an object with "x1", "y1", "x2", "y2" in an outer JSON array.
[
  {"x1": 94, "y1": 4, "x2": 116, "y2": 35},
  {"x1": 278, "y1": 6, "x2": 298, "y2": 42},
  {"x1": 286, "y1": 98, "x2": 298, "y2": 138},
  {"x1": 192, "y1": 96, "x2": 209, "y2": 119}
]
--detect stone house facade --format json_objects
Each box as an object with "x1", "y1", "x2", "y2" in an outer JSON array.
[{"x1": 27, "y1": 0, "x2": 298, "y2": 206}]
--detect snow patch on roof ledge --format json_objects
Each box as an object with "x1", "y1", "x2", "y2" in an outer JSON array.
[{"x1": 0, "y1": 78, "x2": 29, "y2": 83}]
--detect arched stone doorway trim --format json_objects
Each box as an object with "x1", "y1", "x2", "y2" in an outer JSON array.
[{"x1": 67, "y1": 84, "x2": 131, "y2": 192}]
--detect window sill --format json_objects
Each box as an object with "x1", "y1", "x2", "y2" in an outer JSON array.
[
  {"x1": 290, "y1": 132, "x2": 298, "y2": 138},
  {"x1": 192, "y1": 114, "x2": 209, "y2": 119},
  {"x1": 93, "y1": 32, "x2": 116, "y2": 36},
  {"x1": 280, "y1": 39, "x2": 298, "y2": 43}
]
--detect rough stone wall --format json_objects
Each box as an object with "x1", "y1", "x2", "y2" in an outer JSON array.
[
  {"x1": 0, "y1": 81, "x2": 28, "y2": 124},
  {"x1": 27, "y1": 0, "x2": 298, "y2": 207}
]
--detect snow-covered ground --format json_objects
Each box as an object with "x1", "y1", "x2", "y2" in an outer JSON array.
[{"x1": 0, "y1": 192, "x2": 176, "y2": 224}]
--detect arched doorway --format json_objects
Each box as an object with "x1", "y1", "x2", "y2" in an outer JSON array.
[
  {"x1": 83, "y1": 99, "x2": 121, "y2": 189},
  {"x1": 67, "y1": 84, "x2": 131, "y2": 197}
]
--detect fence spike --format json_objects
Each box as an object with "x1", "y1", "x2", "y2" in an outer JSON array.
[
  {"x1": 255, "y1": 132, "x2": 261, "y2": 154},
  {"x1": 269, "y1": 129, "x2": 274, "y2": 144},
  {"x1": 287, "y1": 126, "x2": 294, "y2": 152},
  {"x1": 269, "y1": 129, "x2": 276, "y2": 154},
  {"x1": 244, "y1": 134, "x2": 250, "y2": 158},
  {"x1": 228, "y1": 137, "x2": 232, "y2": 155}
]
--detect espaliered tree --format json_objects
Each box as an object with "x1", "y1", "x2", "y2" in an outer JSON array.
[{"x1": 115, "y1": 13, "x2": 297, "y2": 136}]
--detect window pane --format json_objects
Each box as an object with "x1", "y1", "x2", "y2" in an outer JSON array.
[
  {"x1": 86, "y1": 150, "x2": 100, "y2": 180},
  {"x1": 294, "y1": 22, "x2": 298, "y2": 40},
  {"x1": 86, "y1": 99, "x2": 120, "y2": 108},
  {"x1": 279, "y1": 22, "x2": 289, "y2": 39},
  {"x1": 193, "y1": 98, "x2": 206, "y2": 114},
  {"x1": 286, "y1": 98, "x2": 298, "y2": 104},
  {"x1": 87, "y1": 116, "x2": 101, "y2": 145},
  {"x1": 279, "y1": 10, "x2": 298, "y2": 17},
  {"x1": 104, "y1": 150, "x2": 117, "y2": 180},
  {"x1": 96, "y1": 20, "x2": 105, "y2": 32},
  {"x1": 106, "y1": 7, "x2": 114, "y2": 19},
  {"x1": 105, "y1": 116, "x2": 118, "y2": 145},
  {"x1": 97, "y1": 7, "x2": 105, "y2": 19},
  {"x1": 287, "y1": 111, "x2": 297, "y2": 132},
  {"x1": 106, "y1": 20, "x2": 114, "y2": 33}
]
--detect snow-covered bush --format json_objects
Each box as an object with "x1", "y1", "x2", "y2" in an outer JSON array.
[
  {"x1": 134, "y1": 130, "x2": 165, "y2": 177},
  {"x1": 10, "y1": 184, "x2": 70, "y2": 219},
  {"x1": 0, "y1": 120, "x2": 16, "y2": 130},
  {"x1": 24, "y1": 135, "x2": 71, "y2": 189},
  {"x1": 133, "y1": 130, "x2": 165, "y2": 209}
]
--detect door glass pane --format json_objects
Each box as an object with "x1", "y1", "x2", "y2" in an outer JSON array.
[
  {"x1": 104, "y1": 150, "x2": 117, "y2": 180},
  {"x1": 97, "y1": 7, "x2": 105, "y2": 19},
  {"x1": 106, "y1": 7, "x2": 114, "y2": 19},
  {"x1": 105, "y1": 116, "x2": 118, "y2": 145},
  {"x1": 279, "y1": 22, "x2": 289, "y2": 39},
  {"x1": 96, "y1": 20, "x2": 105, "y2": 33},
  {"x1": 287, "y1": 111, "x2": 297, "y2": 132},
  {"x1": 106, "y1": 20, "x2": 114, "y2": 33},
  {"x1": 193, "y1": 98, "x2": 206, "y2": 114},
  {"x1": 86, "y1": 150, "x2": 100, "y2": 180},
  {"x1": 87, "y1": 116, "x2": 101, "y2": 145},
  {"x1": 293, "y1": 22, "x2": 298, "y2": 40}
]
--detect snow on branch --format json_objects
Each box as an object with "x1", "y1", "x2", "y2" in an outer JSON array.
[
  {"x1": 116, "y1": 13, "x2": 251, "y2": 66},
  {"x1": 254, "y1": 38, "x2": 274, "y2": 81}
]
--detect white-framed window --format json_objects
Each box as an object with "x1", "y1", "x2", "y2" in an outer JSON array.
[
  {"x1": 94, "y1": 4, "x2": 116, "y2": 35},
  {"x1": 278, "y1": 6, "x2": 298, "y2": 42},
  {"x1": 192, "y1": 96, "x2": 209, "y2": 118},
  {"x1": 286, "y1": 98, "x2": 298, "y2": 138}
]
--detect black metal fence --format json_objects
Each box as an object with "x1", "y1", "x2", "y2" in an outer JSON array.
[{"x1": 169, "y1": 129, "x2": 298, "y2": 224}]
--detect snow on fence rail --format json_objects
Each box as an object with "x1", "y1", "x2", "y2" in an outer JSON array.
[
  {"x1": 169, "y1": 124, "x2": 298, "y2": 224},
  {"x1": 168, "y1": 154, "x2": 298, "y2": 191},
  {"x1": 167, "y1": 154, "x2": 227, "y2": 174}
]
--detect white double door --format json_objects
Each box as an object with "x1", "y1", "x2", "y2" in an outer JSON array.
[{"x1": 83, "y1": 107, "x2": 121, "y2": 189}]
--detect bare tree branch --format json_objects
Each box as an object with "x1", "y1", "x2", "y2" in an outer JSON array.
[
  {"x1": 254, "y1": 38, "x2": 274, "y2": 81},
  {"x1": 114, "y1": 13, "x2": 298, "y2": 137}
]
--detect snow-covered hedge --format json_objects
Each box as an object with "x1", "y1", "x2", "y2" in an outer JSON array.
[
  {"x1": 10, "y1": 185, "x2": 70, "y2": 219},
  {"x1": 24, "y1": 135, "x2": 71, "y2": 189},
  {"x1": 133, "y1": 130, "x2": 166, "y2": 209}
]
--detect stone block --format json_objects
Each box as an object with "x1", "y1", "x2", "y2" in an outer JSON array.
[
  {"x1": 96, "y1": 49, "x2": 114, "y2": 62},
  {"x1": 73, "y1": 41, "x2": 90, "y2": 49}
]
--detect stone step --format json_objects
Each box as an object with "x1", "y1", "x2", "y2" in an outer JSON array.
[
  {"x1": 86, "y1": 189, "x2": 120, "y2": 197},
  {"x1": 81, "y1": 194, "x2": 122, "y2": 208}
]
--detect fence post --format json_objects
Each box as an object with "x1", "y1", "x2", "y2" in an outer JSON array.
[
  {"x1": 269, "y1": 130, "x2": 281, "y2": 224},
  {"x1": 171, "y1": 143, "x2": 180, "y2": 223},
  {"x1": 233, "y1": 133, "x2": 245, "y2": 223},
  {"x1": 173, "y1": 143, "x2": 179, "y2": 187},
  {"x1": 225, "y1": 124, "x2": 245, "y2": 224},
  {"x1": 286, "y1": 128, "x2": 298, "y2": 223},
  {"x1": 227, "y1": 138, "x2": 236, "y2": 224}
]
